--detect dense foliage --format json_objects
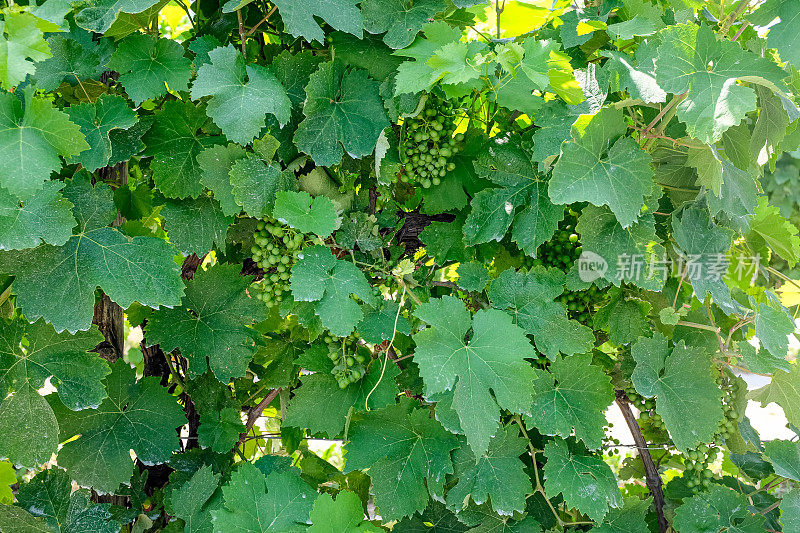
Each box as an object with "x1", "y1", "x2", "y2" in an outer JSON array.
[{"x1": 2, "y1": 0, "x2": 800, "y2": 531}]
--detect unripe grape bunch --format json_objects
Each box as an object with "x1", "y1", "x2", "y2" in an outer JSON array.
[
  {"x1": 250, "y1": 217, "x2": 307, "y2": 307},
  {"x1": 398, "y1": 94, "x2": 464, "y2": 189},
  {"x1": 324, "y1": 333, "x2": 368, "y2": 388}
]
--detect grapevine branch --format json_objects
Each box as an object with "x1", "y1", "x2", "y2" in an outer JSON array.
[
  {"x1": 615, "y1": 394, "x2": 669, "y2": 533},
  {"x1": 237, "y1": 388, "x2": 281, "y2": 448}
]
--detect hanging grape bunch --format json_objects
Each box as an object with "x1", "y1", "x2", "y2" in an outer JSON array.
[
  {"x1": 250, "y1": 217, "x2": 307, "y2": 307},
  {"x1": 399, "y1": 94, "x2": 464, "y2": 189},
  {"x1": 715, "y1": 371, "x2": 744, "y2": 442},
  {"x1": 324, "y1": 333, "x2": 368, "y2": 388},
  {"x1": 524, "y1": 209, "x2": 608, "y2": 324}
]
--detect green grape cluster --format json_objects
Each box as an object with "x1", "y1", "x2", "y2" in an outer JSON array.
[
  {"x1": 684, "y1": 444, "x2": 716, "y2": 492},
  {"x1": 324, "y1": 334, "x2": 368, "y2": 388},
  {"x1": 523, "y1": 211, "x2": 607, "y2": 324},
  {"x1": 399, "y1": 95, "x2": 464, "y2": 189},
  {"x1": 715, "y1": 372, "x2": 743, "y2": 441},
  {"x1": 250, "y1": 217, "x2": 306, "y2": 307}
]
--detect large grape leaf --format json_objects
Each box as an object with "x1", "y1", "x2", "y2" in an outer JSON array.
[
  {"x1": 10, "y1": 469, "x2": 120, "y2": 532},
  {"x1": 167, "y1": 464, "x2": 220, "y2": 533},
  {"x1": 752, "y1": 364, "x2": 800, "y2": 429},
  {"x1": 394, "y1": 21, "x2": 462, "y2": 95},
  {"x1": 191, "y1": 45, "x2": 291, "y2": 145},
  {"x1": 289, "y1": 245, "x2": 374, "y2": 336},
  {"x1": 309, "y1": 491, "x2": 382, "y2": 532},
  {"x1": 0, "y1": 176, "x2": 184, "y2": 333},
  {"x1": 673, "y1": 485, "x2": 765, "y2": 533},
  {"x1": 0, "y1": 319, "x2": 106, "y2": 467},
  {"x1": 766, "y1": 1, "x2": 800, "y2": 70},
  {"x1": 631, "y1": 333, "x2": 723, "y2": 451},
  {"x1": 33, "y1": 33, "x2": 101, "y2": 92},
  {"x1": 576, "y1": 205, "x2": 665, "y2": 291},
  {"x1": 0, "y1": 10, "x2": 52, "y2": 89},
  {"x1": 487, "y1": 267, "x2": 594, "y2": 359},
  {"x1": 65, "y1": 94, "x2": 137, "y2": 171},
  {"x1": 345, "y1": 399, "x2": 459, "y2": 521},
  {"x1": 445, "y1": 428, "x2": 531, "y2": 517},
  {"x1": 764, "y1": 439, "x2": 800, "y2": 482},
  {"x1": 748, "y1": 197, "x2": 800, "y2": 267},
  {"x1": 0, "y1": 181, "x2": 74, "y2": 251},
  {"x1": 197, "y1": 144, "x2": 246, "y2": 216},
  {"x1": 413, "y1": 295, "x2": 536, "y2": 456},
  {"x1": 228, "y1": 156, "x2": 295, "y2": 218},
  {"x1": 593, "y1": 497, "x2": 650, "y2": 533},
  {"x1": 160, "y1": 196, "x2": 232, "y2": 256},
  {"x1": 549, "y1": 107, "x2": 654, "y2": 228},
  {"x1": 284, "y1": 345, "x2": 399, "y2": 437},
  {"x1": 463, "y1": 138, "x2": 563, "y2": 257},
  {"x1": 273, "y1": 190, "x2": 339, "y2": 238},
  {"x1": 53, "y1": 360, "x2": 185, "y2": 493},
  {"x1": 671, "y1": 206, "x2": 738, "y2": 314},
  {"x1": 361, "y1": 0, "x2": 446, "y2": 49},
  {"x1": 212, "y1": 462, "x2": 317, "y2": 532},
  {"x1": 654, "y1": 22, "x2": 789, "y2": 144},
  {"x1": 754, "y1": 302, "x2": 796, "y2": 359},
  {"x1": 145, "y1": 264, "x2": 265, "y2": 381},
  {"x1": 542, "y1": 438, "x2": 621, "y2": 522},
  {"x1": 525, "y1": 353, "x2": 614, "y2": 450},
  {"x1": 294, "y1": 61, "x2": 389, "y2": 166},
  {"x1": 74, "y1": 0, "x2": 161, "y2": 33},
  {"x1": 0, "y1": 90, "x2": 88, "y2": 199},
  {"x1": 143, "y1": 100, "x2": 222, "y2": 199},
  {"x1": 272, "y1": 0, "x2": 362, "y2": 44},
  {"x1": 108, "y1": 34, "x2": 191, "y2": 105}
]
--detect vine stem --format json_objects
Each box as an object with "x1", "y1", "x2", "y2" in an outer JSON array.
[
  {"x1": 237, "y1": 388, "x2": 281, "y2": 449},
  {"x1": 615, "y1": 396, "x2": 669, "y2": 533},
  {"x1": 247, "y1": 5, "x2": 277, "y2": 36},
  {"x1": 163, "y1": 352, "x2": 186, "y2": 391},
  {"x1": 364, "y1": 284, "x2": 406, "y2": 410},
  {"x1": 237, "y1": 9, "x2": 247, "y2": 58}
]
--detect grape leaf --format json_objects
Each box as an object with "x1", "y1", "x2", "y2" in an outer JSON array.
[
  {"x1": 34, "y1": 33, "x2": 101, "y2": 92},
  {"x1": 464, "y1": 138, "x2": 563, "y2": 257},
  {"x1": 289, "y1": 245, "x2": 374, "y2": 336},
  {"x1": 294, "y1": 61, "x2": 389, "y2": 166},
  {"x1": 0, "y1": 11, "x2": 52, "y2": 89},
  {"x1": 394, "y1": 500, "x2": 468, "y2": 533},
  {"x1": 0, "y1": 320, "x2": 107, "y2": 468},
  {"x1": 446, "y1": 428, "x2": 531, "y2": 517},
  {"x1": 145, "y1": 263, "x2": 265, "y2": 381},
  {"x1": 488, "y1": 267, "x2": 594, "y2": 359},
  {"x1": 394, "y1": 21, "x2": 461, "y2": 95},
  {"x1": 108, "y1": 33, "x2": 191, "y2": 105},
  {"x1": 273, "y1": 190, "x2": 340, "y2": 237},
  {"x1": 336, "y1": 212, "x2": 383, "y2": 252},
  {"x1": 160, "y1": 196, "x2": 232, "y2": 255},
  {"x1": 197, "y1": 407, "x2": 245, "y2": 453},
  {"x1": 528, "y1": 100, "x2": 583, "y2": 166},
  {"x1": 592, "y1": 497, "x2": 650, "y2": 533},
  {"x1": 143, "y1": 100, "x2": 222, "y2": 199},
  {"x1": 673, "y1": 484, "x2": 765, "y2": 533},
  {"x1": 655, "y1": 22, "x2": 789, "y2": 144},
  {"x1": 413, "y1": 295, "x2": 536, "y2": 456},
  {"x1": 748, "y1": 196, "x2": 800, "y2": 267},
  {"x1": 309, "y1": 491, "x2": 382, "y2": 532},
  {"x1": 456, "y1": 262, "x2": 490, "y2": 292},
  {"x1": 601, "y1": 50, "x2": 666, "y2": 104},
  {"x1": 361, "y1": 0, "x2": 447, "y2": 49},
  {"x1": 228, "y1": 156, "x2": 295, "y2": 219},
  {"x1": 752, "y1": 364, "x2": 800, "y2": 429},
  {"x1": 53, "y1": 360, "x2": 185, "y2": 493},
  {"x1": 706, "y1": 156, "x2": 759, "y2": 233},
  {"x1": 191, "y1": 45, "x2": 291, "y2": 145},
  {"x1": 272, "y1": 0, "x2": 362, "y2": 44},
  {"x1": 543, "y1": 438, "x2": 621, "y2": 522},
  {"x1": 576, "y1": 206, "x2": 665, "y2": 291},
  {"x1": 754, "y1": 303, "x2": 795, "y2": 358},
  {"x1": 0, "y1": 504, "x2": 51, "y2": 532},
  {"x1": 593, "y1": 289, "x2": 652, "y2": 345},
  {"x1": 0, "y1": 461, "x2": 13, "y2": 504},
  {"x1": 765, "y1": 1, "x2": 800, "y2": 68},
  {"x1": 631, "y1": 333, "x2": 723, "y2": 451},
  {"x1": 671, "y1": 206, "x2": 739, "y2": 314},
  {"x1": 0, "y1": 175, "x2": 184, "y2": 333},
  {"x1": 197, "y1": 144, "x2": 246, "y2": 216},
  {"x1": 357, "y1": 300, "x2": 412, "y2": 344},
  {"x1": 74, "y1": 0, "x2": 161, "y2": 33},
  {"x1": 764, "y1": 439, "x2": 800, "y2": 481},
  {"x1": 66, "y1": 94, "x2": 137, "y2": 171},
  {"x1": 0, "y1": 181, "x2": 74, "y2": 251},
  {"x1": 108, "y1": 115, "x2": 151, "y2": 166},
  {"x1": 345, "y1": 398, "x2": 459, "y2": 521},
  {"x1": 0, "y1": 90, "x2": 88, "y2": 199},
  {"x1": 426, "y1": 40, "x2": 484, "y2": 88},
  {"x1": 525, "y1": 353, "x2": 614, "y2": 450},
  {"x1": 550, "y1": 107, "x2": 654, "y2": 228},
  {"x1": 212, "y1": 462, "x2": 316, "y2": 532},
  {"x1": 284, "y1": 354, "x2": 399, "y2": 437},
  {"x1": 780, "y1": 488, "x2": 800, "y2": 531},
  {"x1": 168, "y1": 464, "x2": 220, "y2": 532}
]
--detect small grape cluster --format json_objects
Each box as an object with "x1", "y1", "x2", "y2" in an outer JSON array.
[
  {"x1": 399, "y1": 95, "x2": 464, "y2": 189},
  {"x1": 627, "y1": 387, "x2": 666, "y2": 433},
  {"x1": 716, "y1": 372, "x2": 743, "y2": 441},
  {"x1": 250, "y1": 217, "x2": 306, "y2": 307},
  {"x1": 324, "y1": 334, "x2": 368, "y2": 389},
  {"x1": 684, "y1": 444, "x2": 716, "y2": 492}
]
